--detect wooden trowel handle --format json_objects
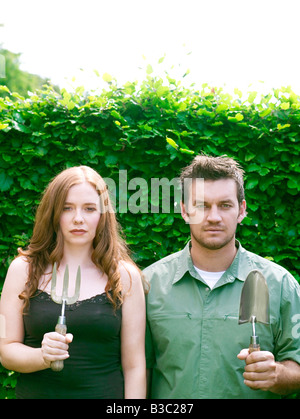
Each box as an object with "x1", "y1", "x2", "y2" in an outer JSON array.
[
  {"x1": 50, "y1": 321, "x2": 67, "y2": 372},
  {"x1": 249, "y1": 335, "x2": 260, "y2": 353},
  {"x1": 249, "y1": 342, "x2": 260, "y2": 353}
]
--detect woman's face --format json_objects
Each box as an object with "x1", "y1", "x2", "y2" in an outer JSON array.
[{"x1": 59, "y1": 182, "x2": 101, "y2": 249}]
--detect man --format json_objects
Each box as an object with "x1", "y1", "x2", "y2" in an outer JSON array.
[{"x1": 144, "y1": 155, "x2": 300, "y2": 399}]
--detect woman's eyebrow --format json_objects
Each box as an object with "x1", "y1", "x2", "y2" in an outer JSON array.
[{"x1": 64, "y1": 201, "x2": 97, "y2": 205}]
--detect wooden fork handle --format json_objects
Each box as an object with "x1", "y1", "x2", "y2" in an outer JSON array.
[{"x1": 50, "y1": 322, "x2": 67, "y2": 372}]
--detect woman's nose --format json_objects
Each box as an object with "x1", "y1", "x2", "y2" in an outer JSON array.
[{"x1": 73, "y1": 210, "x2": 84, "y2": 224}]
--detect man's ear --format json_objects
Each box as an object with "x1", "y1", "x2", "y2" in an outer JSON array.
[
  {"x1": 180, "y1": 201, "x2": 190, "y2": 223},
  {"x1": 237, "y1": 199, "x2": 247, "y2": 223}
]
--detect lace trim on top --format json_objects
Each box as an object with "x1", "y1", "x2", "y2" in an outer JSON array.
[{"x1": 33, "y1": 290, "x2": 109, "y2": 311}]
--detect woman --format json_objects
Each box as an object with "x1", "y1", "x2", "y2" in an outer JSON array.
[{"x1": 0, "y1": 166, "x2": 146, "y2": 399}]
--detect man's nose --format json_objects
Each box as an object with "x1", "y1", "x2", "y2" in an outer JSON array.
[{"x1": 206, "y1": 205, "x2": 222, "y2": 222}]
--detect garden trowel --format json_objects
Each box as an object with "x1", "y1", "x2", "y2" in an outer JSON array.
[{"x1": 238, "y1": 270, "x2": 270, "y2": 352}]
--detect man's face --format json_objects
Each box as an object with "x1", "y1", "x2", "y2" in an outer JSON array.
[{"x1": 181, "y1": 178, "x2": 246, "y2": 250}]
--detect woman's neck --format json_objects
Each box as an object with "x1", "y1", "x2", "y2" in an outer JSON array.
[{"x1": 60, "y1": 244, "x2": 94, "y2": 269}]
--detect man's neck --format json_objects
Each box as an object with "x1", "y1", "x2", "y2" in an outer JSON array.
[{"x1": 190, "y1": 238, "x2": 238, "y2": 272}]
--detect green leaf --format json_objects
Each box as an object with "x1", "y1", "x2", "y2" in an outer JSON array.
[
  {"x1": 228, "y1": 112, "x2": 244, "y2": 122},
  {"x1": 245, "y1": 151, "x2": 256, "y2": 161},
  {"x1": 166, "y1": 137, "x2": 178, "y2": 150},
  {"x1": 246, "y1": 178, "x2": 259, "y2": 190},
  {"x1": 146, "y1": 64, "x2": 153, "y2": 75},
  {"x1": 216, "y1": 104, "x2": 228, "y2": 113},
  {"x1": 234, "y1": 88, "x2": 242, "y2": 98},
  {"x1": 66, "y1": 101, "x2": 75, "y2": 110},
  {"x1": 156, "y1": 86, "x2": 169, "y2": 97},
  {"x1": 259, "y1": 168, "x2": 270, "y2": 176},
  {"x1": 19, "y1": 177, "x2": 33, "y2": 190},
  {"x1": 277, "y1": 123, "x2": 291, "y2": 130},
  {"x1": 179, "y1": 148, "x2": 194, "y2": 155},
  {"x1": 287, "y1": 179, "x2": 298, "y2": 189},
  {"x1": 102, "y1": 72, "x2": 112, "y2": 82},
  {"x1": 247, "y1": 91, "x2": 257, "y2": 103},
  {"x1": 11, "y1": 92, "x2": 25, "y2": 101},
  {"x1": 183, "y1": 69, "x2": 190, "y2": 78},
  {"x1": 259, "y1": 108, "x2": 272, "y2": 118},
  {"x1": 280, "y1": 102, "x2": 290, "y2": 110},
  {"x1": 0, "y1": 171, "x2": 13, "y2": 191},
  {"x1": 111, "y1": 110, "x2": 122, "y2": 119},
  {"x1": 12, "y1": 121, "x2": 31, "y2": 133},
  {"x1": 247, "y1": 163, "x2": 261, "y2": 172},
  {"x1": 0, "y1": 85, "x2": 10, "y2": 93},
  {"x1": 158, "y1": 54, "x2": 166, "y2": 64},
  {"x1": 105, "y1": 155, "x2": 118, "y2": 166}
]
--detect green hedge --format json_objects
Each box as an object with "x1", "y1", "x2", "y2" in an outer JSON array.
[{"x1": 0, "y1": 75, "x2": 299, "y2": 398}]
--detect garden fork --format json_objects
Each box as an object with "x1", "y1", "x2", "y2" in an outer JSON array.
[{"x1": 50, "y1": 262, "x2": 81, "y2": 372}]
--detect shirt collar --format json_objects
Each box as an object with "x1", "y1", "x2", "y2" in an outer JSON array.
[
  {"x1": 173, "y1": 241, "x2": 192, "y2": 284},
  {"x1": 173, "y1": 240, "x2": 252, "y2": 285}
]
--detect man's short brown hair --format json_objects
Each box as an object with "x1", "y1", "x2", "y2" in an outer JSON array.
[{"x1": 180, "y1": 154, "x2": 245, "y2": 204}]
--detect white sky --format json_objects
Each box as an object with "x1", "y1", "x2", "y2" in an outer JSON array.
[{"x1": 1, "y1": 0, "x2": 300, "y2": 95}]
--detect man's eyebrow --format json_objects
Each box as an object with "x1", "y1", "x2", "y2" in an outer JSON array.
[
  {"x1": 219, "y1": 199, "x2": 235, "y2": 203},
  {"x1": 192, "y1": 198, "x2": 235, "y2": 205}
]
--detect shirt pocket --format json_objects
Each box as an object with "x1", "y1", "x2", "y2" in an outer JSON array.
[
  {"x1": 149, "y1": 311, "x2": 201, "y2": 354},
  {"x1": 212, "y1": 312, "x2": 275, "y2": 353},
  {"x1": 148, "y1": 311, "x2": 203, "y2": 390}
]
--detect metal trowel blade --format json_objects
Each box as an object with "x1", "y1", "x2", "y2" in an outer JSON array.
[{"x1": 238, "y1": 270, "x2": 270, "y2": 325}]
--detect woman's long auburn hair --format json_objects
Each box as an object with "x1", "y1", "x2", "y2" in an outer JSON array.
[{"x1": 19, "y1": 165, "x2": 135, "y2": 311}]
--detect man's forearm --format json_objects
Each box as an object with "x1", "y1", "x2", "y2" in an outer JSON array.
[{"x1": 270, "y1": 360, "x2": 300, "y2": 395}]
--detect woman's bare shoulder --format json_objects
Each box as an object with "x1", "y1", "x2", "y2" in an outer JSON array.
[
  {"x1": 118, "y1": 260, "x2": 142, "y2": 295},
  {"x1": 8, "y1": 255, "x2": 29, "y2": 273},
  {"x1": 3, "y1": 256, "x2": 29, "y2": 293}
]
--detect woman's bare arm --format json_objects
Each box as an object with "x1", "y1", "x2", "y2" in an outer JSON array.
[{"x1": 120, "y1": 262, "x2": 147, "y2": 399}]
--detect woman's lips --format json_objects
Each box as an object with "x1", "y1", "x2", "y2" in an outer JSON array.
[{"x1": 70, "y1": 229, "x2": 87, "y2": 235}]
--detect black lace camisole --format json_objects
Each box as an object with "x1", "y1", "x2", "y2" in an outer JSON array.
[{"x1": 16, "y1": 291, "x2": 123, "y2": 399}]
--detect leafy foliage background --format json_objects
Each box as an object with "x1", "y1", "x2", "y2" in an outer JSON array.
[{"x1": 0, "y1": 73, "x2": 299, "y2": 397}]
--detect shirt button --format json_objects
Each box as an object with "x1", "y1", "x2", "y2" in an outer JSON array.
[{"x1": 205, "y1": 287, "x2": 210, "y2": 292}]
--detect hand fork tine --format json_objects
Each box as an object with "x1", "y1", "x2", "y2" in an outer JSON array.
[
  {"x1": 62, "y1": 264, "x2": 69, "y2": 301},
  {"x1": 51, "y1": 263, "x2": 81, "y2": 305}
]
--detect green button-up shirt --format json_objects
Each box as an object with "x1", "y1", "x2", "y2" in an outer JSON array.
[{"x1": 144, "y1": 241, "x2": 300, "y2": 399}]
